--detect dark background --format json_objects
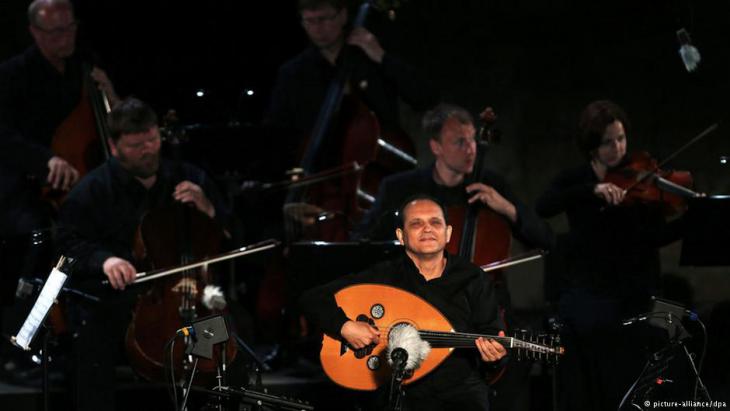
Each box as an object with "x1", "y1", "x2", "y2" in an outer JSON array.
[
  {"x1": 2, "y1": 0, "x2": 729, "y2": 303},
  {"x1": 2, "y1": 1, "x2": 729, "y2": 406}
]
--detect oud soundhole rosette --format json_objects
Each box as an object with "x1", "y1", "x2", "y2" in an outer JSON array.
[{"x1": 370, "y1": 304, "x2": 384, "y2": 319}]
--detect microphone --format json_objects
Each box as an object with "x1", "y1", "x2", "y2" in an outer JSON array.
[
  {"x1": 677, "y1": 28, "x2": 701, "y2": 72},
  {"x1": 387, "y1": 324, "x2": 430, "y2": 372},
  {"x1": 621, "y1": 314, "x2": 649, "y2": 326},
  {"x1": 621, "y1": 309, "x2": 699, "y2": 326},
  {"x1": 390, "y1": 347, "x2": 408, "y2": 372}
]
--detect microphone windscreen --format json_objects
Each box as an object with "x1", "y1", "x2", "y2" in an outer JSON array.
[
  {"x1": 387, "y1": 324, "x2": 430, "y2": 371},
  {"x1": 202, "y1": 285, "x2": 227, "y2": 310}
]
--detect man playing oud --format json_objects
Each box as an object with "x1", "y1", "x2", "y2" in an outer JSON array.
[{"x1": 301, "y1": 195, "x2": 506, "y2": 411}]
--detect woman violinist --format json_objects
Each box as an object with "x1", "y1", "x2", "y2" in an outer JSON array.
[{"x1": 536, "y1": 100, "x2": 688, "y2": 411}]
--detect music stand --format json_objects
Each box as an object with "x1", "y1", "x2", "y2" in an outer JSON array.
[
  {"x1": 680, "y1": 196, "x2": 730, "y2": 266},
  {"x1": 10, "y1": 257, "x2": 72, "y2": 411}
]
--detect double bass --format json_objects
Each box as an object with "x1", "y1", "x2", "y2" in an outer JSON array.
[
  {"x1": 44, "y1": 63, "x2": 114, "y2": 207},
  {"x1": 42, "y1": 63, "x2": 115, "y2": 335}
]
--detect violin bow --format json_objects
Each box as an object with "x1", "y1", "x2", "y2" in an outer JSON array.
[{"x1": 624, "y1": 122, "x2": 719, "y2": 193}]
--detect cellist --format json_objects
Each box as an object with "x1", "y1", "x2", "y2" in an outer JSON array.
[
  {"x1": 354, "y1": 103, "x2": 553, "y2": 251},
  {"x1": 57, "y1": 98, "x2": 232, "y2": 411}
]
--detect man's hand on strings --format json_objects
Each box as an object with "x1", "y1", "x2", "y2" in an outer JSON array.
[
  {"x1": 347, "y1": 27, "x2": 385, "y2": 64},
  {"x1": 47, "y1": 156, "x2": 79, "y2": 191},
  {"x1": 90, "y1": 66, "x2": 121, "y2": 108},
  {"x1": 341, "y1": 320, "x2": 380, "y2": 349},
  {"x1": 466, "y1": 183, "x2": 517, "y2": 223},
  {"x1": 594, "y1": 182, "x2": 625, "y2": 205},
  {"x1": 283, "y1": 202, "x2": 325, "y2": 226},
  {"x1": 173, "y1": 181, "x2": 215, "y2": 218},
  {"x1": 475, "y1": 330, "x2": 507, "y2": 363},
  {"x1": 103, "y1": 256, "x2": 137, "y2": 290}
]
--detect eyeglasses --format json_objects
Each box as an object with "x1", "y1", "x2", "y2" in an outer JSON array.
[
  {"x1": 301, "y1": 11, "x2": 340, "y2": 27},
  {"x1": 33, "y1": 21, "x2": 78, "y2": 37},
  {"x1": 118, "y1": 134, "x2": 161, "y2": 152}
]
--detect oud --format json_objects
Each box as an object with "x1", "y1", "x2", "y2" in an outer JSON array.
[{"x1": 320, "y1": 284, "x2": 564, "y2": 391}]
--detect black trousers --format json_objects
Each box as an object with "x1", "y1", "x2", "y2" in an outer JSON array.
[
  {"x1": 71, "y1": 297, "x2": 132, "y2": 411},
  {"x1": 401, "y1": 373, "x2": 490, "y2": 411}
]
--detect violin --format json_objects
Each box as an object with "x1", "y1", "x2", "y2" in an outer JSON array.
[{"x1": 603, "y1": 151, "x2": 700, "y2": 215}]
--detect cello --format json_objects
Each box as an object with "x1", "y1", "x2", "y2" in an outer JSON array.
[
  {"x1": 446, "y1": 106, "x2": 512, "y2": 268},
  {"x1": 444, "y1": 106, "x2": 534, "y2": 384}
]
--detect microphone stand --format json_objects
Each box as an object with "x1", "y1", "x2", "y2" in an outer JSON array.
[
  {"x1": 388, "y1": 348, "x2": 408, "y2": 411},
  {"x1": 618, "y1": 314, "x2": 715, "y2": 411}
]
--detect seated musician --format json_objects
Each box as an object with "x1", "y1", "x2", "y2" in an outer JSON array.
[
  {"x1": 0, "y1": 0, "x2": 118, "y2": 375},
  {"x1": 57, "y1": 97, "x2": 231, "y2": 411},
  {"x1": 353, "y1": 102, "x2": 553, "y2": 250},
  {"x1": 300, "y1": 195, "x2": 507, "y2": 410},
  {"x1": 535, "y1": 100, "x2": 685, "y2": 411}
]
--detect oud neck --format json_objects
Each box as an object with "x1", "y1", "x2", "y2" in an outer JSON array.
[
  {"x1": 418, "y1": 330, "x2": 560, "y2": 356},
  {"x1": 418, "y1": 330, "x2": 509, "y2": 348}
]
